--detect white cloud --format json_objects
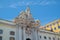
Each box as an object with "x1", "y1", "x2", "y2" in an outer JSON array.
[
  {"x1": 39, "y1": 0, "x2": 56, "y2": 6},
  {"x1": 9, "y1": 4, "x2": 17, "y2": 8},
  {"x1": 0, "y1": 0, "x2": 56, "y2": 8},
  {"x1": 9, "y1": 0, "x2": 56, "y2": 8}
]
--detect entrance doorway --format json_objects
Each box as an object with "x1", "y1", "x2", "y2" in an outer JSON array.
[{"x1": 26, "y1": 38, "x2": 31, "y2": 40}]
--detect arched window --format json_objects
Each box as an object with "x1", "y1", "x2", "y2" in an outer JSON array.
[
  {"x1": 49, "y1": 37, "x2": 51, "y2": 40},
  {"x1": 47, "y1": 25, "x2": 49, "y2": 27},
  {"x1": 0, "y1": 36, "x2": 2, "y2": 40},
  {"x1": 10, "y1": 37, "x2": 15, "y2": 40},
  {"x1": 53, "y1": 37, "x2": 55, "y2": 40},
  {"x1": 40, "y1": 36, "x2": 41, "y2": 38},
  {"x1": 58, "y1": 38, "x2": 60, "y2": 40},
  {"x1": 10, "y1": 31, "x2": 15, "y2": 35},
  {"x1": 54, "y1": 27, "x2": 56, "y2": 30},
  {"x1": 44, "y1": 36, "x2": 47, "y2": 39},
  {"x1": 26, "y1": 38, "x2": 31, "y2": 40},
  {"x1": 0, "y1": 30, "x2": 3, "y2": 34}
]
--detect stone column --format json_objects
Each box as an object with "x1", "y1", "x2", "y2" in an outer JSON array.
[
  {"x1": 32, "y1": 28, "x2": 36, "y2": 40},
  {"x1": 21, "y1": 27, "x2": 26, "y2": 40},
  {"x1": 21, "y1": 27, "x2": 24, "y2": 40},
  {"x1": 16, "y1": 24, "x2": 24, "y2": 40},
  {"x1": 37, "y1": 30, "x2": 39, "y2": 40},
  {"x1": 16, "y1": 24, "x2": 19, "y2": 40},
  {"x1": 19, "y1": 27, "x2": 22, "y2": 40},
  {"x1": 23, "y1": 27, "x2": 26, "y2": 40},
  {"x1": 35, "y1": 29, "x2": 38, "y2": 40}
]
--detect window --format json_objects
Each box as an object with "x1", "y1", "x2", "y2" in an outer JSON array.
[
  {"x1": 0, "y1": 36, "x2": 2, "y2": 40},
  {"x1": 10, "y1": 37, "x2": 15, "y2": 40},
  {"x1": 40, "y1": 36, "x2": 41, "y2": 38},
  {"x1": 51, "y1": 28, "x2": 53, "y2": 32},
  {"x1": 47, "y1": 25, "x2": 49, "y2": 27},
  {"x1": 44, "y1": 36, "x2": 47, "y2": 39},
  {"x1": 0, "y1": 30, "x2": 3, "y2": 34},
  {"x1": 10, "y1": 31, "x2": 15, "y2": 35},
  {"x1": 26, "y1": 38, "x2": 31, "y2": 40},
  {"x1": 27, "y1": 26, "x2": 29, "y2": 28},
  {"x1": 54, "y1": 27, "x2": 56, "y2": 30},
  {"x1": 49, "y1": 37, "x2": 51, "y2": 40},
  {"x1": 58, "y1": 38, "x2": 60, "y2": 40},
  {"x1": 21, "y1": 23, "x2": 23, "y2": 24},
  {"x1": 58, "y1": 26, "x2": 60, "y2": 28},
  {"x1": 53, "y1": 37, "x2": 55, "y2": 40}
]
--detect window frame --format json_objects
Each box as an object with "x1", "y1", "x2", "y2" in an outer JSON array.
[
  {"x1": 49, "y1": 37, "x2": 51, "y2": 40},
  {"x1": 0, "y1": 36, "x2": 2, "y2": 40},
  {"x1": 0, "y1": 30, "x2": 3, "y2": 34},
  {"x1": 44, "y1": 36, "x2": 47, "y2": 39},
  {"x1": 10, "y1": 31, "x2": 15, "y2": 35},
  {"x1": 40, "y1": 36, "x2": 41, "y2": 38},
  {"x1": 53, "y1": 37, "x2": 55, "y2": 40},
  {"x1": 10, "y1": 37, "x2": 15, "y2": 40}
]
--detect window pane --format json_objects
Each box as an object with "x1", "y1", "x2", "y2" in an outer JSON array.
[
  {"x1": 0, "y1": 36, "x2": 2, "y2": 40},
  {"x1": 51, "y1": 28, "x2": 53, "y2": 32},
  {"x1": 53, "y1": 37, "x2": 55, "y2": 40},
  {"x1": 58, "y1": 26, "x2": 60, "y2": 28},
  {"x1": 10, "y1": 31, "x2": 15, "y2": 35},
  {"x1": 40, "y1": 36, "x2": 41, "y2": 38},
  {"x1": 44, "y1": 36, "x2": 46, "y2": 39},
  {"x1": 10, "y1": 37, "x2": 15, "y2": 40},
  {"x1": 49, "y1": 37, "x2": 51, "y2": 40},
  {"x1": 58, "y1": 38, "x2": 60, "y2": 40},
  {"x1": 54, "y1": 27, "x2": 56, "y2": 30},
  {"x1": 47, "y1": 25, "x2": 49, "y2": 27},
  {"x1": 0, "y1": 30, "x2": 3, "y2": 34}
]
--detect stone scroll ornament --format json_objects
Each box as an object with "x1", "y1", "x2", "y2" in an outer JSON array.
[{"x1": 25, "y1": 27, "x2": 32, "y2": 36}]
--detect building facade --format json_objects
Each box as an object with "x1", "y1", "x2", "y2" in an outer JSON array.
[
  {"x1": 45, "y1": 19, "x2": 60, "y2": 33},
  {"x1": 0, "y1": 7, "x2": 60, "y2": 40}
]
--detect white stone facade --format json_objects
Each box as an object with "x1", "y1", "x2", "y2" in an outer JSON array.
[{"x1": 0, "y1": 7, "x2": 60, "y2": 40}]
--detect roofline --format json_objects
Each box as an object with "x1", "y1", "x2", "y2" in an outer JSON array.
[
  {"x1": 0, "y1": 18, "x2": 13, "y2": 22},
  {"x1": 44, "y1": 18, "x2": 60, "y2": 26},
  {"x1": 39, "y1": 28, "x2": 60, "y2": 36},
  {"x1": 0, "y1": 18, "x2": 15, "y2": 25}
]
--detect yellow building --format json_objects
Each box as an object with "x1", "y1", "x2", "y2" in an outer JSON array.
[{"x1": 44, "y1": 19, "x2": 60, "y2": 33}]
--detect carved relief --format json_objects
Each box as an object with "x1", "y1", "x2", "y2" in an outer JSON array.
[
  {"x1": 25, "y1": 26, "x2": 32, "y2": 36},
  {"x1": 14, "y1": 7, "x2": 40, "y2": 36}
]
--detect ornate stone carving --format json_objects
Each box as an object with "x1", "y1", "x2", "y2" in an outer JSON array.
[
  {"x1": 14, "y1": 7, "x2": 40, "y2": 36},
  {"x1": 25, "y1": 26, "x2": 32, "y2": 35}
]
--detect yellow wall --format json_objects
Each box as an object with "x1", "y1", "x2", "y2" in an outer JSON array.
[
  {"x1": 45, "y1": 19, "x2": 60, "y2": 33},
  {"x1": 45, "y1": 25, "x2": 51, "y2": 31}
]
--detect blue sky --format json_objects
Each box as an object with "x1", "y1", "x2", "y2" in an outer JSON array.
[{"x1": 0, "y1": 0, "x2": 60, "y2": 25}]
